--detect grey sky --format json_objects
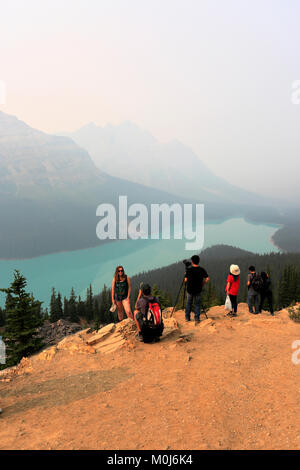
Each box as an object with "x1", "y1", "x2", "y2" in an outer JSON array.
[{"x1": 1, "y1": 0, "x2": 300, "y2": 201}]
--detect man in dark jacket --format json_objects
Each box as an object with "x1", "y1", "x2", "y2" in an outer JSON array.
[
  {"x1": 259, "y1": 272, "x2": 274, "y2": 315},
  {"x1": 184, "y1": 255, "x2": 209, "y2": 325},
  {"x1": 247, "y1": 266, "x2": 261, "y2": 314}
]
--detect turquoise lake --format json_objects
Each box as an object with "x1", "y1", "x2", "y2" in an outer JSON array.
[{"x1": 0, "y1": 218, "x2": 280, "y2": 308}]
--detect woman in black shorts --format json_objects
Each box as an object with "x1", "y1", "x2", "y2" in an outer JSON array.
[{"x1": 111, "y1": 266, "x2": 133, "y2": 321}]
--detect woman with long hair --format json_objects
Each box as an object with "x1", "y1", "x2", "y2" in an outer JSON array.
[
  {"x1": 225, "y1": 264, "x2": 241, "y2": 316},
  {"x1": 112, "y1": 266, "x2": 133, "y2": 321}
]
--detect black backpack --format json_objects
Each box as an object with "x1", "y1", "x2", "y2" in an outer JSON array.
[{"x1": 250, "y1": 273, "x2": 264, "y2": 292}]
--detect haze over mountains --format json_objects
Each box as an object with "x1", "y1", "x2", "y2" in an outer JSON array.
[
  {"x1": 0, "y1": 111, "x2": 197, "y2": 258},
  {"x1": 0, "y1": 111, "x2": 292, "y2": 259},
  {"x1": 64, "y1": 121, "x2": 266, "y2": 206},
  {"x1": 0, "y1": 111, "x2": 106, "y2": 202}
]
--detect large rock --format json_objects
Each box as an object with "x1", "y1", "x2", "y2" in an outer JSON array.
[
  {"x1": 159, "y1": 317, "x2": 179, "y2": 341},
  {"x1": 86, "y1": 323, "x2": 116, "y2": 346},
  {"x1": 56, "y1": 335, "x2": 96, "y2": 355},
  {"x1": 37, "y1": 346, "x2": 57, "y2": 361},
  {"x1": 93, "y1": 333, "x2": 126, "y2": 354},
  {"x1": 90, "y1": 319, "x2": 136, "y2": 354}
]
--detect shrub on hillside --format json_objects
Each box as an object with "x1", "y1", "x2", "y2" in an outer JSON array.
[{"x1": 288, "y1": 305, "x2": 300, "y2": 323}]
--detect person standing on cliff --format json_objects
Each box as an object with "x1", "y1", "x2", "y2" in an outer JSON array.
[
  {"x1": 184, "y1": 255, "x2": 209, "y2": 325},
  {"x1": 247, "y1": 266, "x2": 262, "y2": 314},
  {"x1": 225, "y1": 264, "x2": 240, "y2": 316},
  {"x1": 259, "y1": 271, "x2": 274, "y2": 315},
  {"x1": 111, "y1": 266, "x2": 133, "y2": 321}
]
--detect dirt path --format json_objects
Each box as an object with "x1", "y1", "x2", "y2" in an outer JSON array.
[{"x1": 0, "y1": 303, "x2": 300, "y2": 450}]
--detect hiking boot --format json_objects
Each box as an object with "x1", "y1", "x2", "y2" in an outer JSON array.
[
  {"x1": 136, "y1": 333, "x2": 143, "y2": 342},
  {"x1": 185, "y1": 318, "x2": 191, "y2": 322},
  {"x1": 194, "y1": 319, "x2": 200, "y2": 326}
]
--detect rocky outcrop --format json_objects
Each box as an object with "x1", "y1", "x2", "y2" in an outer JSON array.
[
  {"x1": 38, "y1": 319, "x2": 82, "y2": 347},
  {"x1": 0, "y1": 312, "x2": 180, "y2": 381},
  {"x1": 86, "y1": 323, "x2": 116, "y2": 346}
]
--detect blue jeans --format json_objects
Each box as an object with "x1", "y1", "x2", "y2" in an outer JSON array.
[
  {"x1": 185, "y1": 293, "x2": 201, "y2": 321},
  {"x1": 248, "y1": 292, "x2": 260, "y2": 314}
]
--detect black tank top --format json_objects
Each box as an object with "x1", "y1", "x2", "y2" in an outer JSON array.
[{"x1": 114, "y1": 275, "x2": 128, "y2": 300}]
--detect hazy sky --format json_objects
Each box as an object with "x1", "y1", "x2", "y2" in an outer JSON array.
[{"x1": 1, "y1": 0, "x2": 300, "y2": 201}]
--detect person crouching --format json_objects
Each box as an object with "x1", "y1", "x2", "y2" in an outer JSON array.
[{"x1": 134, "y1": 284, "x2": 164, "y2": 343}]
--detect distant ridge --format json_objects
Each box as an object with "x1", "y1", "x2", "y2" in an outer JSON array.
[{"x1": 64, "y1": 121, "x2": 269, "y2": 206}]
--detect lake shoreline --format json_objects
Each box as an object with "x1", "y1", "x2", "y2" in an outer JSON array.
[
  {"x1": 0, "y1": 217, "x2": 283, "y2": 262},
  {"x1": 0, "y1": 217, "x2": 282, "y2": 309},
  {"x1": 270, "y1": 233, "x2": 286, "y2": 253}
]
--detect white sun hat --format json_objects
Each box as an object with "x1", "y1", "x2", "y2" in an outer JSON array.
[{"x1": 230, "y1": 264, "x2": 240, "y2": 276}]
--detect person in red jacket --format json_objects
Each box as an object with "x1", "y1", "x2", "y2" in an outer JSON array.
[{"x1": 225, "y1": 265, "x2": 241, "y2": 317}]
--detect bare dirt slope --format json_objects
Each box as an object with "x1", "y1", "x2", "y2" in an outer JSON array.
[{"x1": 0, "y1": 303, "x2": 300, "y2": 450}]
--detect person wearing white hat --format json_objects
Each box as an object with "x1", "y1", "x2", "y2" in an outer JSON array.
[{"x1": 225, "y1": 265, "x2": 241, "y2": 316}]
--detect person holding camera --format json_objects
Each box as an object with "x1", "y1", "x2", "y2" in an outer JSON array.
[{"x1": 184, "y1": 255, "x2": 209, "y2": 325}]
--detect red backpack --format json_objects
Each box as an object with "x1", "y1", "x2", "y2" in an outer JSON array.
[
  {"x1": 141, "y1": 299, "x2": 164, "y2": 343},
  {"x1": 146, "y1": 301, "x2": 162, "y2": 326}
]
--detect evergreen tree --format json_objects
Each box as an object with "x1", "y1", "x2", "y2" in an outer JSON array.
[
  {"x1": 63, "y1": 296, "x2": 69, "y2": 319},
  {"x1": 175, "y1": 280, "x2": 187, "y2": 311},
  {"x1": 132, "y1": 287, "x2": 139, "y2": 312},
  {"x1": 99, "y1": 285, "x2": 112, "y2": 323},
  {"x1": 278, "y1": 265, "x2": 300, "y2": 308},
  {"x1": 85, "y1": 285, "x2": 94, "y2": 322},
  {"x1": 0, "y1": 270, "x2": 44, "y2": 367},
  {"x1": 68, "y1": 287, "x2": 79, "y2": 323},
  {"x1": 50, "y1": 288, "x2": 63, "y2": 323},
  {"x1": 0, "y1": 306, "x2": 5, "y2": 327},
  {"x1": 77, "y1": 295, "x2": 86, "y2": 319},
  {"x1": 43, "y1": 307, "x2": 50, "y2": 322},
  {"x1": 94, "y1": 299, "x2": 101, "y2": 330},
  {"x1": 152, "y1": 283, "x2": 171, "y2": 310},
  {"x1": 204, "y1": 282, "x2": 219, "y2": 307},
  {"x1": 56, "y1": 292, "x2": 63, "y2": 319},
  {"x1": 241, "y1": 284, "x2": 248, "y2": 304}
]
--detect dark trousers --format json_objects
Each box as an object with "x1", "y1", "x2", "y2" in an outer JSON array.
[
  {"x1": 259, "y1": 290, "x2": 274, "y2": 314},
  {"x1": 248, "y1": 292, "x2": 260, "y2": 314},
  {"x1": 229, "y1": 294, "x2": 238, "y2": 313},
  {"x1": 185, "y1": 292, "x2": 201, "y2": 321}
]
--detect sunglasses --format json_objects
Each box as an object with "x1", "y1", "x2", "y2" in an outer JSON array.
[{"x1": 118, "y1": 269, "x2": 124, "y2": 272}]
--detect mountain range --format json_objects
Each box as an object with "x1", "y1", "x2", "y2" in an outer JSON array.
[
  {"x1": 63, "y1": 120, "x2": 266, "y2": 206},
  {"x1": 0, "y1": 111, "x2": 199, "y2": 258},
  {"x1": 0, "y1": 111, "x2": 287, "y2": 259}
]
